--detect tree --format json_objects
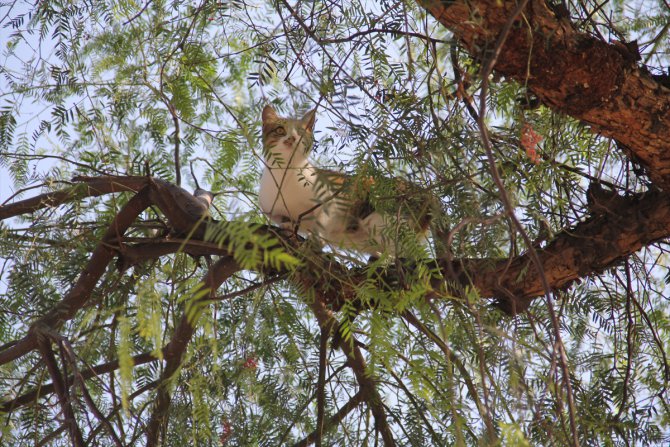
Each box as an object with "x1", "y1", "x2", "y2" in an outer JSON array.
[{"x1": 1, "y1": 0, "x2": 670, "y2": 445}]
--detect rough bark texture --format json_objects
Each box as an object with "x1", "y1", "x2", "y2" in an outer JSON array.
[
  {"x1": 419, "y1": 0, "x2": 670, "y2": 189},
  {"x1": 2, "y1": 176, "x2": 669, "y2": 321},
  {"x1": 464, "y1": 190, "x2": 670, "y2": 313}
]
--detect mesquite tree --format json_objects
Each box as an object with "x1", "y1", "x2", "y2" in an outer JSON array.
[{"x1": 1, "y1": 0, "x2": 670, "y2": 445}]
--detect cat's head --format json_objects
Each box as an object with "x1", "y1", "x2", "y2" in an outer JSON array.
[{"x1": 261, "y1": 105, "x2": 316, "y2": 166}]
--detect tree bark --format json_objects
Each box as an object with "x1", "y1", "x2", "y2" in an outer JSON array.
[
  {"x1": 461, "y1": 189, "x2": 670, "y2": 313},
  {"x1": 419, "y1": 0, "x2": 670, "y2": 190},
  {"x1": 2, "y1": 177, "x2": 668, "y2": 319}
]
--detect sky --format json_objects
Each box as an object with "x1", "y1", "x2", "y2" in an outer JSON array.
[{"x1": 1, "y1": 2, "x2": 57, "y2": 204}]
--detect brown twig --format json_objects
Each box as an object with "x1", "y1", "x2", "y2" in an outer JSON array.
[
  {"x1": 58, "y1": 337, "x2": 124, "y2": 447},
  {"x1": 0, "y1": 187, "x2": 152, "y2": 366},
  {"x1": 122, "y1": 0, "x2": 154, "y2": 25},
  {"x1": 475, "y1": 1, "x2": 579, "y2": 444},
  {"x1": 616, "y1": 261, "x2": 635, "y2": 420},
  {"x1": 401, "y1": 311, "x2": 493, "y2": 436},
  {"x1": 1, "y1": 351, "x2": 158, "y2": 413},
  {"x1": 145, "y1": 256, "x2": 240, "y2": 446},
  {"x1": 308, "y1": 293, "x2": 396, "y2": 446},
  {"x1": 319, "y1": 27, "x2": 448, "y2": 45},
  {"x1": 37, "y1": 334, "x2": 85, "y2": 447},
  {"x1": 292, "y1": 390, "x2": 365, "y2": 447},
  {"x1": 315, "y1": 327, "x2": 329, "y2": 447}
]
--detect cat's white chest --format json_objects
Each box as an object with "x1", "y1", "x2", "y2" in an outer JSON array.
[{"x1": 259, "y1": 163, "x2": 325, "y2": 232}]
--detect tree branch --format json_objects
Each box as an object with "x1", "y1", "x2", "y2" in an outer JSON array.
[
  {"x1": 0, "y1": 176, "x2": 148, "y2": 220},
  {"x1": 58, "y1": 337, "x2": 124, "y2": 447},
  {"x1": 0, "y1": 187, "x2": 153, "y2": 366},
  {"x1": 0, "y1": 352, "x2": 158, "y2": 413},
  {"x1": 315, "y1": 327, "x2": 328, "y2": 447},
  {"x1": 0, "y1": 176, "x2": 223, "y2": 368},
  {"x1": 4, "y1": 176, "x2": 669, "y2": 326},
  {"x1": 463, "y1": 189, "x2": 670, "y2": 313},
  {"x1": 418, "y1": 0, "x2": 670, "y2": 190},
  {"x1": 307, "y1": 290, "x2": 397, "y2": 446},
  {"x1": 401, "y1": 311, "x2": 493, "y2": 437},
  {"x1": 292, "y1": 390, "x2": 365, "y2": 447},
  {"x1": 37, "y1": 335, "x2": 85, "y2": 447},
  {"x1": 145, "y1": 256, "x2": 240, "y2": 447}
]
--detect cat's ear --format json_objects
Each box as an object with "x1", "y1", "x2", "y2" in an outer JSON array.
[
  {"x1": 302, "y1": 108, "x2": 316, "y2": 130},
  {"x1": 262, "y1": 105, "x2": 279, "y2": 123}
]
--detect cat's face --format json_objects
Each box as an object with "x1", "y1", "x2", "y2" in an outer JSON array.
[{"x1": 262, "y1": 105, "x2": 316, "y2": 166}]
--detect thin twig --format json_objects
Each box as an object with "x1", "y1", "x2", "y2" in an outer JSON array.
[
  {"x1": 59, "y1": 337, "x2": 124, "y2": 447},
  {"x1": 616, "y1": 261, "x2": 635, "y2": 420},
  {"x1": 122, "y1": 0, "x2": 154, "y2": 25},
  {"x1": 209, "y1": 274, "x2": 287, "y2": 302},
  {"x1": 1, "y1": 351, "x2": 158, "y2": 413},
  {"x1": 145, "y1": 256, "x2": 240, "y2": 446},
  {"x1": 402, "y1": 311, "x2": 494, "y2": 437},
  {"x1": 308, "y1": 292, "x2": 397, "y2": 446},
  {"x1": 315, "y1": 328, "x2": 328, "y2": 447},
  {"x1": 37, "y1": 335, "x2": 85, "y2": 447},
  {"x1": 292, "y1": 390, "x2": 365, "y2": 447},
  {"x1": 319, "y1": 28, "x2": 448, "y2": 44},
  {"x1": 476, "y1": 2, "x2": 580, "y2": 445}
]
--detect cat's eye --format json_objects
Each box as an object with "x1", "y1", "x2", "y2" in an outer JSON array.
[{"x1": 273, "y1": 127, "x2": 286, "y2": 136}]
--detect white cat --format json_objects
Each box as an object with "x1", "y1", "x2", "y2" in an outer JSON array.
[{"x1": 259, "y1": 104, "x2": 433, "y2": 255}]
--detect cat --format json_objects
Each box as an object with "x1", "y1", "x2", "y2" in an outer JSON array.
[{"x1": 258, "y1": 104, "x2": 433, "y2": 255}]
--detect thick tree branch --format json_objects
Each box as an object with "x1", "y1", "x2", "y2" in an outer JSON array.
[
  {"x1": 464, "y1": 189, "x2": 670, "y2": 313},
  {"x1": 0, "y1": 176, "x2": 148, "y2": 220},
  {"x1": 120, "y1": 185, "x2": 670, "y2": 316},
  {"x1": 0, "y1": 176, "x2": 223, "y2": 368},
  {"x1": 0, "y1": 187, "x2": 153, "y2": 366},
  {"x1": 419, "y1": 0, "x2": 670, "y2": 189},
  {"x1": 3, "y1": 176, "x2": 668, "y2": 326}
]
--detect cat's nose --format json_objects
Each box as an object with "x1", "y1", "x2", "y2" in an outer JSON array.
[{"x1": 284, "y1": 136, "x2": 296, "y2": 145}]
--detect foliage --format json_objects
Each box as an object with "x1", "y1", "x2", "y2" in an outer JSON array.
[{"x1": 1, "y1": 0, "x2": 670, "y2": 446}]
